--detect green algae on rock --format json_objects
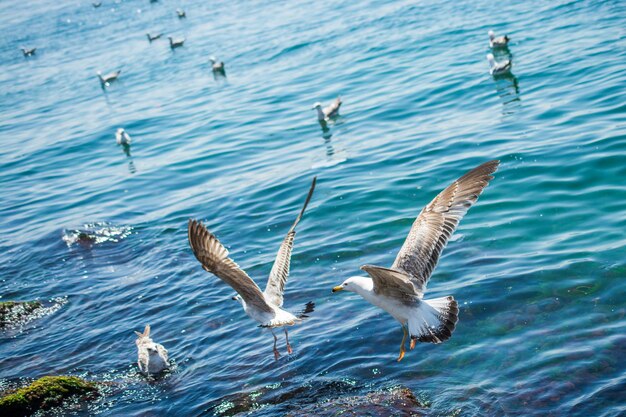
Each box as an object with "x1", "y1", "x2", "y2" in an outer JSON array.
[
  {"x1": 0, "y1": 376, "x2": 98, "y2": 416},
  {"x1": 0, "y1": 301, "x2": 42, "y2": 329}
]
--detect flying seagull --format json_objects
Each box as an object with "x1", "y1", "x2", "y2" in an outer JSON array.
[
  {"x1": 487, "y1": 53, "x2": 512, "y2": 75},
  {"x1": 312, "y1": 97, "x2": 342, "y2": 122},
  {"x1": 332, "y1": 160, "x2": 499, "y2": 361},
  {"x1": 21, "y1": 47, "x2": 36, "y2": 57},
  {"x1": 488, "y1": 30, "x2": 509, "y2": 49},
  {"x1": 176, "y1": 9, "x2": 186, "y2": 18},
  {"x1": 168, "y1": 36, "x2": 185, "y2": 49},
  {"x1": 97, "y1": 70, "x2": 121, "y2": 87},
  {"x1": 92, "y1": 1, "x2": 102, "y2": 8},
  {"x1": 188, "y1": 177, "x2": 317, "y2": 359},
  {"x1": 147, "y1": 32, "x2": 162, "y2": 42}
]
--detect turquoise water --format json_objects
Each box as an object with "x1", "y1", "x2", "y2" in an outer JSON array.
[{"x1": 1, "y1": 0, "x2": 625, "y2": 415}]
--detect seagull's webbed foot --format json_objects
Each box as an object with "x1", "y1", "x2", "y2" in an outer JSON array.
[
  {"x1": 284, "y1": 328, "x2": 293, "y2": 355},
  {"x1": 410, "y1": 336, "x2": 417, "y2": 350},
  {"x1": 397, "y1": 326, "x2": 408, "y2": 362},
  {"x1": 272, "y1": 329, "x2": 280, "y2": 360}
]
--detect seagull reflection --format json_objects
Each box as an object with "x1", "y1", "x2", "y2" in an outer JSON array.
[{"x1": 492, "y1": 71, "x2": 521, "y2": 115}]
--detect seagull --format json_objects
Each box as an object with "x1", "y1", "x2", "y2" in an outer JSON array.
[
  {"x1": 332, "y1": 160, "x2": 499, "y2": 362},
  {"x1": 115, "y1": 128, "x2": 131, "y2": 146},
  {"x1": 312, "y1": 97, "x2": 342, "y2": 122},
  {"x1": 209, "y1": 56, "x2": 225, "y2": 73},
  {"x1": 147, "y1": 32, "x2": 162, "y2": 42},
  {"x1": 488, "y1": 30, "x2": 510, "y2": 49},
  {"x1": 487, "y1": 53, "x2": 512, "y2": 75},
  {"x1": 92, "y1": 1, "x2": 102, "y2": 8},
  {"x1": 188, "y1": 177, "x2": 317, "y2": 359},
  {"x1": 97, "y1": 70, "x2": 121, "y2": 87},
  {"x1": 176, "y1": 9, "x2": 186, "y2": 18},
  {"x1": 135, "y1": 325, "x2": 170, "y2": 375},
  {"x1": 21, "y1": 47, "x2": 36, "y2": 57},
  {"x1": 168, "y1": 36, "x2": 185, "y2": 49}
]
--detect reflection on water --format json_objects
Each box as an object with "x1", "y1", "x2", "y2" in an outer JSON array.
[{"x1": 493, "y1": 71, "x2": 521, "y2": 115}]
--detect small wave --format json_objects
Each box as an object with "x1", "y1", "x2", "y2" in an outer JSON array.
[{"x1": 62, "y1": 222, "x2": 133, "y2": 247}]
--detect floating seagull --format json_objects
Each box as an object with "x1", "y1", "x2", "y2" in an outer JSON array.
[
  {"x1": 487, "y1": 53, "x2": 512, "y2": 75},
  {"x1": 176, "y1": 9, "x2": 186, "y2": 18},
  {"x1": 92, "y1": 1, "x2": 102, "y2": 8},
  {"x1": 488, "y1": 30, "x2": 509, "y2": 49},
  {"x1": 312, "y1": 97, "x2": 342, "y2": 122},
  {"x1": 168, "y1": 36, "x2": 185, "y2": 49},
  {"x1": 115, "y1": 128, "x2": 131, "y2": 146},
  {"x1": 188, "y1": 177, "x2": 317, "y2": 359},
  {"x1": 135, "y1": 325, "x2": 170, "y2": 375},
  {"x1": 209, "y1": 56, "x2": 225, "y2": 73},
  {"x1": 332, "y1": 160, "x2": 499, "y2": 361},
  {"x1": 21, "y1": 47, "x2": 36, "y2": 57},
  {"x1": 146, "y1": 32, "x2": 162, "y2": 42},
  {"x1": 97, "y1": 70, "x2": 121, "y2": 87}
]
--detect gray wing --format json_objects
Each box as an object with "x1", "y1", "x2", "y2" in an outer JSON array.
[
  {"x1": 264, "y1": 177, "x2": 316, "y2": 307},
  {"x1": 188, "y1": 219, "x2": 274, "y2": 314},
  {"x1": 361, "y1": 265, "x2": 418, "y2": 301},
  {"x1": 324, "y1": 97, "x2": 342, "y2": 118},
  {"x1": 390, "y1": 160, "x2": 500, "y2": 296}
]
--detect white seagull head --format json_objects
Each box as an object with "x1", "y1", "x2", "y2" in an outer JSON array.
[
  {"x1": 312, "y1": 102, "x2": 322, "y2": 110},
  {"x1": 488, "y1": 30, "x2": 495, "y2": 40},
  {"x1": 332, "y1": 276, "x2": 373, "y2": 295}
]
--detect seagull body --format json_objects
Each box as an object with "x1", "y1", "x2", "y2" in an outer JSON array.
[
  {"x1": 147, "y1": 32, "x2": 162, "y2": 42},
  {"x1": 488, "y1": 30, "x2": 509, "y2": 49},
  {"x1": 188, "y1": 178, "x2": 317, "y2": 358},
  {"x1": 135, "y1": 325, "x2": 170, "y2": 375},
  {"x1": 487, "y1": 53, "x2": 512, "y2": 75},
  {"x1": 209, "y1": 56, "x2": 225, "y2": 73},
  {"x1": 168, "y1": 36, "x2": 185, "y2": 49},
  {"x1": 21, "y1": 47, "x2": 36, "y2": 57},
  {"x1": 115, "y1": 128, "x2": 131, "y2": 146},
  {"x1": 92, "y1": 1, "x2": 102, "y2": 8},
  {"x1": 176, "y1": 9, "x2": 186, "y2": 18},
  {"x1": 313, "y1": 97, "x2": 342, "y2": 122},
  {"x1": 332, "y1": 160, "x2": 499, "y2": 361},
  {"x1": 97, "y1": 70, "x2": 121, "y2": 87}
]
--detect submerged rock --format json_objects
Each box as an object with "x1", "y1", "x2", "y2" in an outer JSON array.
[
  {"x1": 209, "y1": 380, "x2": 427, "y2": 417},
  {"x1": 0, "y1": 376, "x2": 98, "y2": 416},
  {"x1": 0, "y1": 301, "x2": 42, "y2": 329},
  {"x1": 286, "y1": 387, "x2": 426, "y2": 417}
]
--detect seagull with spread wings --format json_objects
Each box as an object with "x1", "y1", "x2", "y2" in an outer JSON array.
[
  {"x1": 332, "y1": 160, "x2": 499, "y2": 361},
  {"x1": 188, "y1": 177, "x2": 317, "y2": 359}
]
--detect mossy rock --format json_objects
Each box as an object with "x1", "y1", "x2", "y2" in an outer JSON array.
[
  {"x1": 0, "y1": 301, "x2": 42, "y2": 329},
  {"x1": 0, "y1": 376, "x2": 98, "y2": 416}
]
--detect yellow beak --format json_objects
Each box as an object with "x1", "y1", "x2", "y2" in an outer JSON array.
[{"x1": 332, "y1": 286, "x2": 343, "y2": 293}]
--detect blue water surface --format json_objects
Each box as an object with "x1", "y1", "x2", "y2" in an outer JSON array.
[{"x1": 1, "y1": 0, "x2": 625, "y2": 415}]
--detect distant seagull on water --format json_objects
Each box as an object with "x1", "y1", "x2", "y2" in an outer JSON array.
[
  {"x1": 487, "y1": 53, "x2": 512, "y2": 75},
  {"x1": 209, "y1": 56, "x2": 225, "y2": 73},
  {"x1": 332, "y1": 160, "x2": 499, "y2": 361},
  {"x1": 168, "y1": 36, "x2": 185, "y2": 49},
  {"x1": 188, "y1": 177, "x2": 317, "y2": 359},
  {"x1": 312, "y1": 97, "x2": 342, "y2": 122},
  {"x1": 116, "y1": 128, "x2": 131, "y2": 146},
  {"x1": 147, "y1": 33, "x2": 162, "y2": 42},
  {"x1": 97, "y1": 70, "x2": 121, "y2": 87},
  {"x1": 488, "y1": 30, "x2": 509, "y2": 49},
  {"x1": 176, "y1": 9, "x2": 186, "y2": 18},
  {"x1": 21, "y1": 47, "x2": 36, "y2": 57},
  {"x1": 92, "y1": 1, "x2": 102, "y2": 8}
]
